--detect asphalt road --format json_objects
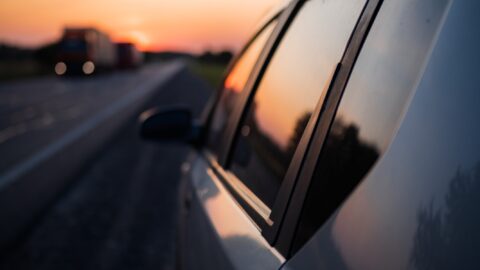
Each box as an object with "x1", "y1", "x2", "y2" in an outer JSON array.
[
  {"x1": 0, "y1": 63, "x2": 181, "y2": 175},
  {"x1": 0, "y1": 65, "x2": 212, "y2": 269}
]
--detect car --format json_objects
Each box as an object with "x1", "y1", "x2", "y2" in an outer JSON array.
[{"x1": 139, "y1": 0, "x2": 480, "y2": 269}]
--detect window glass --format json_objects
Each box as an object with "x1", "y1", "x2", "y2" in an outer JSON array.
[
  {"x1": 292, "y1": 0, "x2": 451, "y2": 254},
  {"x1": 207, "y1": 21, "x2": 277, "y2": 154},
  {"x1": 229, "y1": 0, "x2": 366, "y2": 208}
]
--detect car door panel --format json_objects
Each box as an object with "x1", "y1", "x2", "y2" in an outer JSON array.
[
  {"x1": 282, "y1": 0, "x2": 454, "y2": 268},
  {"x1": 179, "y1": 152, "x2": 284, "y2": 270}
]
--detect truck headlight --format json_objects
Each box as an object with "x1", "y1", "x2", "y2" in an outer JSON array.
[
  {"x1": 55, "y1": 62, "x2": 67, "y2": 75},
  {"x1": 82, "y1": 61, "x2": 95, "y2": 75}
]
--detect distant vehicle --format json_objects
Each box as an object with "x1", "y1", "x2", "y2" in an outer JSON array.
[
  {"x1": 55, "y1": 27, "x2": 116, "y2": 76},
  {"x1": 139, "y1": 0, "x2": 480, "y2": 269},
  {"x1": 116, "y1": 42, "x2": 143, "y2": 69}
]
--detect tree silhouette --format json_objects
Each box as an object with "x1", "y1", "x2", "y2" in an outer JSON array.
[
  {"x1": 231, "y1": 110, "x2": 314, "y2": 206},
  {"x1": 411, "y1": 162, "x2": 480, "y2": 270},
  {"x1": 292, "y1": 117, "x2": 380, "y2": 252},
  {"x1": 286, "y1": 112, "x2": 312, "y2": 158}
]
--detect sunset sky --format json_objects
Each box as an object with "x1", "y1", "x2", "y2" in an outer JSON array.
[{"x1": 0, "y1": 0, "x2": 280, "y2": 52}]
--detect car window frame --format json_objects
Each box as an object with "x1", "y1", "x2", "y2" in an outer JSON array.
[
  {"x1": 216, "y1": 0, "x2": 379, "y2": 248},
  {"x1": 201, "y1": 9, "x2": 284, "y2": 160},
  {"x1": 203, "y1": 0, "x2": 383, "y2": 257},
  {"x1": 202, "y1": 0, "x2": 302, "y2": 226},
  {"x1": 274, "y1": 0, "x2": 385, "y2": 256}
]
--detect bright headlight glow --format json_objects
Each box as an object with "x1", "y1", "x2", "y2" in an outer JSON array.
[
  {"x1": 55, "y1": 62, "x2": 67, "y2": 75},
  {"x1": 82, "y1": 61, "x2": 95, "y2": 75}
]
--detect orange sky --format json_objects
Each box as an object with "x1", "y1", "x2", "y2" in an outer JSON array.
[{"x1": 0, "y1": 0, "x2": 280, "y2": 52}]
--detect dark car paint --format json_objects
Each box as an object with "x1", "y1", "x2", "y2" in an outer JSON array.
[{"x1": 175, "y1": 0, "x2": 480, "y2": 269}]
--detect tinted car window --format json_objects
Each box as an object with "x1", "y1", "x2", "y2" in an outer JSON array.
[
  {"x1": 229, "y1": 0, "x2": 366, "y2": 208},
  {"x1": 207, "y1": 21, "x2": 277, "y2": 155},
  {"x1": 292, "y1": 0, "x2": 451, "y2": 255},
  {"x1": 288, "y1": 1, "x2": 480, "y2": 269}
]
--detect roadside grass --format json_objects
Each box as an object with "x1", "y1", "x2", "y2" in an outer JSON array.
[
  {"x1": 0, "y1": 60, "x2": 50, "y2": 81},
  {"x1": 188, "y1": 60, "x2": 227, "y2": 90}
]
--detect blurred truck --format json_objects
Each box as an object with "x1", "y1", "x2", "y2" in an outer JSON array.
[
  {"x1": 116, "y1": 42, "x2": 143, "y2": 69},
  {"x1": 55, "y1": 28, "x2": 116, "y2": 76}
]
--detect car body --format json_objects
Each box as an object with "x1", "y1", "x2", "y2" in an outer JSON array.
[{"x1": 141, "y1": 0, "x2": 480, "y2": 269}]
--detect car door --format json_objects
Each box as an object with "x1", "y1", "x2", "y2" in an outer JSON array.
[
  {"x1": 179, "y1": 0, "x2": 369, "y2": 269},
  {"x1": 177, "y1": 8, "x2": 285, "y2": 270},
  {"x1": 281, "y1": 0, "x2": 456, "y2": 268}
]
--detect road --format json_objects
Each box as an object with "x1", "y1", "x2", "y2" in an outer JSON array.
[
  {"x1": 0, "y1": 64, "x2": 212, "y2": 269},
  {"x1": 0, "y1": 63, "x2": 181, "y2": 175}
]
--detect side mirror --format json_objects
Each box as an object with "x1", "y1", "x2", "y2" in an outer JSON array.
[{"x1": 139, "y1": 106, "x2": 200, "y2": 143}]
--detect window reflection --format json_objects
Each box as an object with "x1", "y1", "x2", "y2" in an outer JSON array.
[
  {"x1": 292, "y1": 0, "x2": 450, "y2": 255},
  {"x1": 207, "y1": 22, "x2": 277, "y2": 155},
  {"x1": 292, "y1": 117, "x2": 379, "y2": 252},
  {"x1": 412, "y1": 162, "x2": 480, "y2": 270},
  {"x1": 286, "y1": 1, "x2": 480, "y2": 269},
  {"x1": 230, "y1": 0, "x2": 366, "y2": 208},
  {"x1": 232, "y1": 110, "x2": 312, "y2": 207}
]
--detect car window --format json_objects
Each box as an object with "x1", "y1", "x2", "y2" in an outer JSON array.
[
  {"x1": 229, "y1": 0, "x2": 367, "y2": 209},
  {"x1": 291, "y1": 0, "x2": 451, "y2": 254},
  {"x1": 207, "y1": 21, "x2": 277, "y2": 155}
]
